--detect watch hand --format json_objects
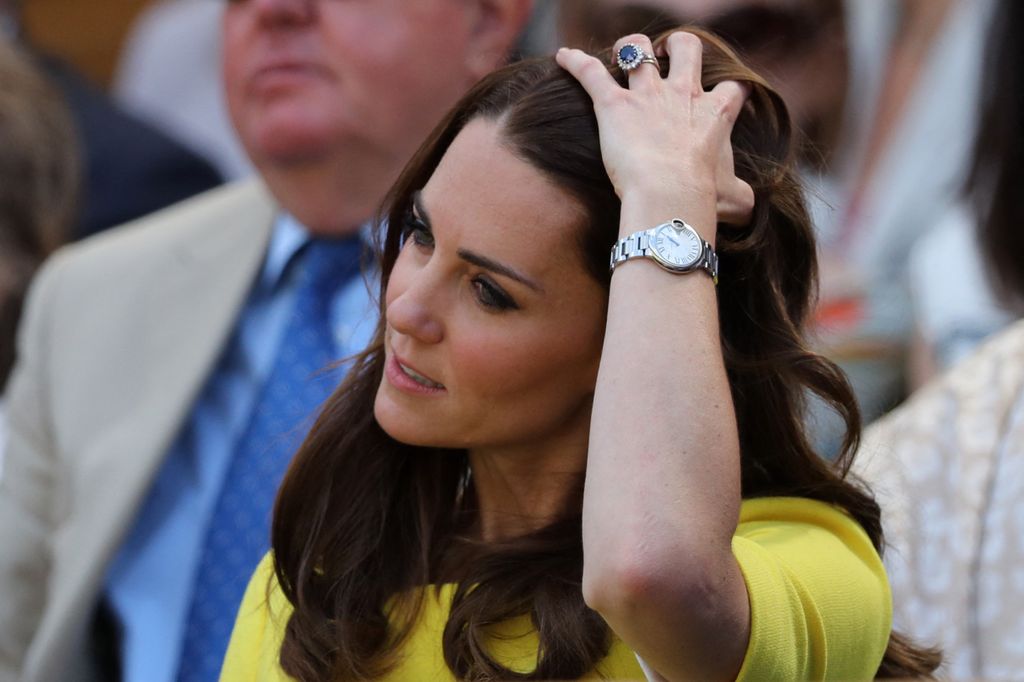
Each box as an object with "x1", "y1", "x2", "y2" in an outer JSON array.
[{"x1": 664, "y1": 233, "x2": 681, "y2": 246}]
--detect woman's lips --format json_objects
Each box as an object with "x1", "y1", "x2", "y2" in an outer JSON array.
[{"x1": 385, "y1": 353, "x2": 446, "y2": 395}]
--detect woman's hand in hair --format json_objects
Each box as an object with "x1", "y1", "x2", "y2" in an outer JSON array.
[{"x1": 555, "y1": 30, "x2": 754, "y2": 239}]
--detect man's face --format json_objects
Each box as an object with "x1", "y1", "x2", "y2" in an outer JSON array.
[{"x1": 223, "y1": 0, "x2": 490, "y2": 173}]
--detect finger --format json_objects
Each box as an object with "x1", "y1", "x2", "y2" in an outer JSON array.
[
  {"x1": 710, "y1": 79, "x2": 750, "y2": 127},
  {"x1": 612, "y1": 34, "x2": 662, "y2": 90},
  {"x1": 718, "y1": 179, "x2": 755, "y2": 226},
  {"x1": 663, "y1": 31, "x2": 704, "y2": 93},
  {"x1": 556, "y1": 47, "x2": 620, "y2": 102}
]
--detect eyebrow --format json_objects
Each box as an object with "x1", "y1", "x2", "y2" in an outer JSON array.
[{"x1": 412, "y1": 191, "x2": 545, "y2": 293}]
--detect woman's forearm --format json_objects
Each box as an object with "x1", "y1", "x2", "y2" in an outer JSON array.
[
  {"x1": 582, "y1": 191, "x2": 749, "y2": 681},
  {"x1": 557, "y1": 31, "x2": 755, "y2": 679}
]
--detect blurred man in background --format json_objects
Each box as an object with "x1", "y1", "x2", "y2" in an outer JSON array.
[{"x1": 0, "y1": 1, "x2": 533, "y2": 680}]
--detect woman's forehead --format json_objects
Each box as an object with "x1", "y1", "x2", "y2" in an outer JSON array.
[
  {"x1": 421, "y1": 120, "x2": 585, "y2": 238},
  {"x1": 417, "y1": 120, "x2": 591, "y2": 286}
]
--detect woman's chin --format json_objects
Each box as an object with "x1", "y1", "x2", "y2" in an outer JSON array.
[{"x1": 373, "y1": 390, "x2": 438, "y2": 447}]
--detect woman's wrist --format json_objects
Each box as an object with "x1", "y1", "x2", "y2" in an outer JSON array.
[{"x1": 618, "y1": 182, "x2": 718, "y2": 246}]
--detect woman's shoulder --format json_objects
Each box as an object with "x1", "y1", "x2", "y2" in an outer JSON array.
[
  {"x1": 220, "y1": 553, "x2": 294, "y2": 681},
  {"x1": 738, "y1": 495, "x2": 873, "y2": 537},
  {"x1": 736, "y1": 496, "x2": 882, "y2": 569},
  {"x1": 732, "y1": 496, "x2": 891, "y2": 680}
]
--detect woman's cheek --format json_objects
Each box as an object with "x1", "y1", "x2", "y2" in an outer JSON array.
[{"x1": 452, "y1": 329, "x2": 539, "y2": 397}]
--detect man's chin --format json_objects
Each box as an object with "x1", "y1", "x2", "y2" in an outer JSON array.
[{"x1": 246, "y1": 125, "x2": 338, "y2": 167}]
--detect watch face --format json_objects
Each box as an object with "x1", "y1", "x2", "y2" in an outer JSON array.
[{"x1": 650, "y1": 222, "x2": 702, "y2": 270}]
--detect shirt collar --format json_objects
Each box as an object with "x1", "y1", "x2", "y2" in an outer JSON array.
[
  {"x1": 261, "y1": 213, "x2": 310, "y2": 291},
  {"x1": 261, "y1": 214, "x2": 381, "y2": 292}
]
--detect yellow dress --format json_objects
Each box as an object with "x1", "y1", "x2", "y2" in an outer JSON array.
[{"x1": 221, "y1": 497, "x2": 892, "y2": 681}]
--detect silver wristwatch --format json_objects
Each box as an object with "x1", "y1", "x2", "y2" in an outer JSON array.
[{"x1": 609, "y1": 218, "x2": 718, "y2": 283}]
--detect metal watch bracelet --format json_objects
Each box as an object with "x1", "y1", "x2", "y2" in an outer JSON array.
[{"x1": 609, "y1": 222, "x2": 718, "y2": 283}]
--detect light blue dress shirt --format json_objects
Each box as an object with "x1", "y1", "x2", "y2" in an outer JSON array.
[{"x1": 104, "y1": 214, "x2": 378, "y2": 682}]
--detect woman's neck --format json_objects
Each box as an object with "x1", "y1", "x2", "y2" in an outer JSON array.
[{"x1": 467, "y1": 435, "x2": 588, "y2": 543}]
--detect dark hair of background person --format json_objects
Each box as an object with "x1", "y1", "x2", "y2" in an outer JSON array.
[
  {"x1": 558, "y1": 0, "x2": 843, "y2": 59},
  {"x1": 0, "y1": 0, "x2": 20, "y2": 35},
  {"x1": 557, "y1": 0, "x2": 847, "y2": 167},
  {"x1": 2, "y1": 0, "x2": 223, "y2": 240},
  {"x1": 270, "y1": 29, "x2": 940, "y2": 681},
  {"x1": 967, "y1": 0, "x2": 1024, "y2": 309},
  {"x1": 0, "y1": 38, "x2": 78, "y2": 392}
]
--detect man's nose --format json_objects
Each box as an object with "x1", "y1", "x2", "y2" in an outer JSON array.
[{"x1": 249, "y1": 0, "x2": 316, "y2": 27}]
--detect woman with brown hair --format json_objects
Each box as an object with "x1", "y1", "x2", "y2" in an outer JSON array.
[{"x1": 221, "y1": 28, "x2": 937, "y2": 681}]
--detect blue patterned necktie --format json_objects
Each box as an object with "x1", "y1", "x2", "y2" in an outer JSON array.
[{"x1": 176, "y1": 236, "x2": 363, "y2": 681}]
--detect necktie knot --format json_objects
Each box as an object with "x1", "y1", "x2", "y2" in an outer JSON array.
[{"x1": 299, "y1": 236, "x2": 364, "y2": 302}]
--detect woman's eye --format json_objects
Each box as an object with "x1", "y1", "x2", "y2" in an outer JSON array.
[
  {"x1": 472, "y1": 277, "x2": 518, "y2": 311},
  {"x1": 401, "y1": 213, "x2": 434, "y2": 249}
]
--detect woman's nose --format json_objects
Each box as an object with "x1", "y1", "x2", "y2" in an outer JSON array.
[{"x1": 385, "y1": 275, "x2": 444, "y2": 345}]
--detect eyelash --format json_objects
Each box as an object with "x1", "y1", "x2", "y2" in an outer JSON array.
[
  {"x1": 400, "y1": 212, "x2": 434, "y2": 249},
  {"x1": 399, "y1": 209, "x2": 519, "y2": 312},
  {"x1": 472, "y1": 277, "x2": 517, "y2": 311}
]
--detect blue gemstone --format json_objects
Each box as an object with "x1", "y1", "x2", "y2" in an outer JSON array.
[{"x1": 619, "y1": 45, "x2": 638, "y2": 63}]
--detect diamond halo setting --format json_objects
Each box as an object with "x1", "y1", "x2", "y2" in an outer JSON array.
[{"x1": 616, "y1": 42, "x2": 649, "y2": 71}]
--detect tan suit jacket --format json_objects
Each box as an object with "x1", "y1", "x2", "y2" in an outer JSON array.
[{"x1": 0, "y1": 180, "x2": 277, "y2": 681}]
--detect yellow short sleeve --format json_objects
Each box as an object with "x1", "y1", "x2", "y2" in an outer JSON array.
[{"x1": 732, "y1": 497, "x2": 892, "y2": 681}]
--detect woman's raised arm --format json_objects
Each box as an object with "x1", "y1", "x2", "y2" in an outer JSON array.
[{"x1": 557, "y1": 31, "x2": 754, "y2": 681}]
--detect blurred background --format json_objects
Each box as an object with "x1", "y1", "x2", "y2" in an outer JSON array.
[
  {"x1": 22, "y1": 0, "x2": 151, "y2": 88},
  {"x1": 13, "y1": 0, "x2": 999, "y2": 440}
]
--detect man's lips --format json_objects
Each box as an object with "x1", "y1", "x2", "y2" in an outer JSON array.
[{"x1": 248, "y1": 61, "x2": 331, "y2": 91}]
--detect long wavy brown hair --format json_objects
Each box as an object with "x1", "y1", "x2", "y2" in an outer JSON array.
[{"x1": 272, "y1": 28, "x2": 940, "y2": 681}]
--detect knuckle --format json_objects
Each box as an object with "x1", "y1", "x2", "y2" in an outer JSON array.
[
  {"x1": 716, "y1": 97, "x2": 738, "y2": 121},
  {"x1": 722, "y1": 81, "x2": 745, "y2": 100},
  {"x1": 671, "y1": 31, "x2": 702, "y2": 53},
  {"x1": 618, "y1": 33, "x2": 651, "y2": 48},
  {"x1": 579, "y1": 57, "x2": 607, "y2": 78},
  {"x1": 713, "y1": 85, "x2": 745, "y2": 120}
]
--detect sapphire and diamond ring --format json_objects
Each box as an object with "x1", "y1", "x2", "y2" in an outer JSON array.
[{"x1": 615, "y1": 42, "x2": 659, "y2": 72}]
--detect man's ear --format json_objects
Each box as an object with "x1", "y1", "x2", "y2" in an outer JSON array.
[{"x1": 463, "y1": 0, "x2": 534, "y2": 81}]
